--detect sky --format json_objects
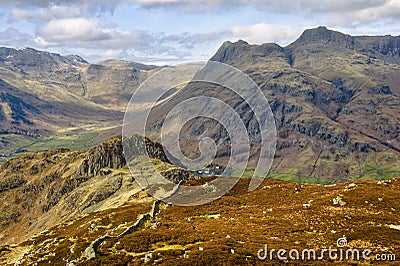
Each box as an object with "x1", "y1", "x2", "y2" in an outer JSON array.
[{"x1": 0, "y1": 0, "x2": 400, "y2": 65}]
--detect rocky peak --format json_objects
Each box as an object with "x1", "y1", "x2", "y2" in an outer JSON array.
[
  {"x1": 64, "y1": 54, "x2": 89, "y2": 64},
  {"x1": 212, "y1": 26, "x2": 400, "y2": 67},
  {"x1": 210, "y1": 40, "x2": 251, "y2": 62},
  {"x1": 79, "y1": 136, "x2": 171, "y2": 177},
  {"x1": 211, "y1": 40, "x2": 285, "y2": 64},
  {"x1": 289, "y1": 26, "x2": 354, "y2": 49}
]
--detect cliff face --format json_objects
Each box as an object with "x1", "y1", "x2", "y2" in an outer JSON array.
[
  {"x1": 287, "y1": 26, "x2": 400, "y2": 65},
  {"x1": 78, "y1": 135, "x2": 173, "y2": 177},
  {"x1": 211, "y1": 40, "x2": 285, "y2": 62},
  {"x1": 354, "y1": 35, "x2": 400, "y2": 64},
  {"x1": 79, "y1": 137, "x2": 126, "y2": 177},
  {"x1": 291, "y1": 26, "x2": 355, "y2": 48}
]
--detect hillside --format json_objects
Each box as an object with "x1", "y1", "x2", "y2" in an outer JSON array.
[
  {"x1": 0, "y1": 136, "x2": 197, "y2": 247},
  {"x1": 0, "y1": 47, "x2": 160, "y2": 162},
  {"x1": 145, "y1": 26, "x2": 400, "y2": 182},
  {"x1": 0, "y1": 136, "x2": 398, "y2": 265},
  {"x1": 0, "y1": 144, "x2": 399, "y2": 264}
]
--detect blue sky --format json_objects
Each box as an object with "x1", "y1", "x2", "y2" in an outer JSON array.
[{"x1": 0, "y1": 0, "x2": 400, "y2": 64}]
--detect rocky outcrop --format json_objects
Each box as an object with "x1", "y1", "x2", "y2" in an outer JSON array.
[
  {"x1": 354, "y1": 35, "x2": 400, "y2": 64},
  {"x1": 0, "y1": 175, "x2": 26, "y2": 193},
  {"x1": 79, "y1": 137, "x2": 126, "y2": 177},
  {"x1": 122, "y1": 135, "x2": 170, "y2": 164},
  {"x1": 287, "y1": 26, "x2": 400, "y2": 65},
  {"x1": 214, "y1": 26, "x2": 400, "y2": 68},
  {"x1": 289, "y1": 26, "x2": 355, "y2": 50},
  {"x1": 161, "y1": 169, "x2": 197, "y2": 183},
  {"x1": 85, "y1": 176, "x2": 123, "y2": 208},
  {"x1": 210, "y1": 40, "x2": 287, "y2": 67}
]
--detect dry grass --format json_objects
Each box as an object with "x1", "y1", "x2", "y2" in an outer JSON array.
[{"x1": 3, "y1": 177, "x2": 398, "y2": 265}]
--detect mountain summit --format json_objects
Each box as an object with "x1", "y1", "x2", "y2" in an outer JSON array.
[
  {"x1": 212, "y1": 26, "x2": 400, "y2": 66},
  {"x1": 290, "y1": 26, "x2": 354, "y2": 47}
]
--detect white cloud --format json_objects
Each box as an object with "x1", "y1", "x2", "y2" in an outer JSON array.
[
  {"x1": 1, "y1": 0, "x2": 397, "y2": 18},
  {"x1": 33, "y1": 36, "x2": 58, "y2": 47},
  {"x1": 37, "y1": 18, "x2": 113, "y2": 42},
  {"x1": 229, "y1": 23, "x2": 300, "y2": 46},
  {"x1": 131, "y1": 0, "x2": 400, "y2": 29},
  {"x1": 32, "y1": 17, "x2": 221, "y2": 60},
  {"x1": 128, "y1": 0, "x2": 391, "y2": 15},
  {"x1": 0, "y1": 27, "x2": 32, "y2": 47},
  {"x1": 1, "y1": 0, "x2": 391, "y2": 15},
  {"x1": 0, "y1": 0, "x2": 120, "y2": 8},
  {"x1": 10, "y1": 5, "x2": 83, "y2": 22},
  {"x1": 270, "y1": 0, "x2": 388, "y2": 13},
  {"x1": 100, "y1": 49, "x2": 124, "y2": 58},
  {"x1": 1, "y1": 0, "x2": 400, "y2": 64},
  {"x1": 161, "y1": 31, "x2": 228, "y2": 49},
  {"x1": 345, "y1": 0, "x2": 400, "y2": 23}
]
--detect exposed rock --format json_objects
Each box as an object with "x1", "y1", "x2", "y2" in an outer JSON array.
[
  {"x1": 85, "y1": 176, "x2": 123, "y2": 208},
  {"x1": 202, "y1": 183, "x2": 217, "y2": 194},
  {"x1": 289, "y1": 26, "x2": 354, "y2": 50},
  {"x1": 346, "y1": 183, "x2": 357, "y2": 189},
  {"x1": 122, "y1": 135, "x2": 170, "y2": 164},
  {"x1": 0, "y1": 175, "x2": 26, "y2": 192},
  {"x1": 333, "y1": 196, "x2": 346, "y2": 206},
  {"x1": 82, "y1": 245, "x2": 96, "y2": 260},
  {"x1": 79, "y1": 137, "x2": 126, "y2": 177},
  {"x1": 82, "y1": 201, "x2": 163, "y2": 261},
  {"x1": 388, "y1": 224, "x2": 400, "y2": 230}
]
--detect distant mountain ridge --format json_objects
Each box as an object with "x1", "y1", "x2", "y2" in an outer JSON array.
[
  {"x1": 0, "y1": 47, "x2": 88, "y2": 71},
  {"x1": 0, "y1": 27, "x2": 399, "y2": 265},
  {"x1": 212, "y1": 26, "x2": 400, "y2": 65},
  {"x1": 0, "y1": 47, "x2": 161, "y2": 159}
]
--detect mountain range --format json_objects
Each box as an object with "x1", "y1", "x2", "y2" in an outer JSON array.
[
  {"x1": 1, "y1": 26, "x2": 399, "y2": 180},
  {"x1": 147, "y1": 26, "x2": 400, "y2": 181},
  {"x1": 0, "y1": 26, "x2": 399, "y2": 265}
]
